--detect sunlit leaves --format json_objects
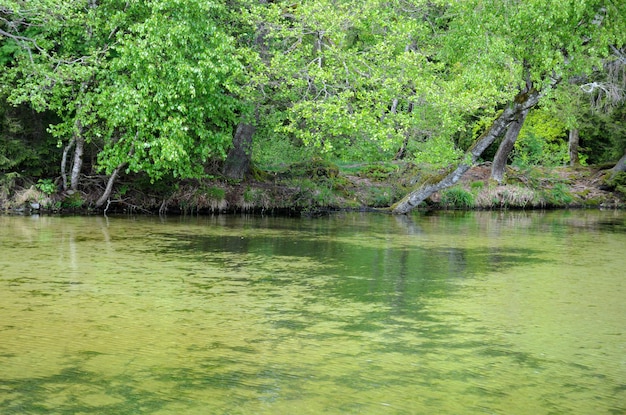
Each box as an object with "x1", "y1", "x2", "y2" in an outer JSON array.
[
  {"x1": 255, "y1": 0, "x2": 449, "y2": 161},
  {"x1": 95, "y1": 0, "x2": 244, "y2": 180}
]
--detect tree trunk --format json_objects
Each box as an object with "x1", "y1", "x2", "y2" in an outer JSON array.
[
  {"x1": 70, "y1": 121, "x2": 84, "y2": 191},
  {"x1": 95, "y1": 162, "x2": 126, "y2": 208},
  {"x1": 609, "y1": 151, "x2": 626, "y2": 178},
  {"x1": 568, "y1": 128, "x2": 580, "y2": 167},
  {"x1": 392, "y1": 86, "x2": 545, "y2": 214},
  {"x1": 490, "y1": 108, "x2": 529, "y2": 183},
  {"x1": 394, "y1": 133, "x2": 410, "y2": 160},
  {"x1": 222, "y1": 122, "x2": 256, "y2": 180},
  {"x1": 61, "y1": 137, "x2": 75, "y2": 191}
]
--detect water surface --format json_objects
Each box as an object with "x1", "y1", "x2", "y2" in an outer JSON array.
[{"x1": 1, "y1": 211, "x2": 625, "y2": 414}]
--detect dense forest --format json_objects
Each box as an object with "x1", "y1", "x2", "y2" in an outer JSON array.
[{"x1": 1, "y1": 0, "x2": 625, "y2": 214}]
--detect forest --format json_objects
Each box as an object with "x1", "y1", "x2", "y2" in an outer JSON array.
[{"x1": 1, "y1": 0, "x2": 625, "y2": 214}]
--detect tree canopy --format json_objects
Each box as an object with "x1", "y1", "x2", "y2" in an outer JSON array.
[{"x1": 1, "y1": 0, "x2": 625, "y2": 210}]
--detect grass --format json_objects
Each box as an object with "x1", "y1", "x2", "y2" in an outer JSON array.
[{"x1": 440, "y1": 186, "x2": 475, "y2": 209}]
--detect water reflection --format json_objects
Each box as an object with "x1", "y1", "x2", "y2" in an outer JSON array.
[{"x1": 0, "y1": 211, "x2": 624, "y2": 414}]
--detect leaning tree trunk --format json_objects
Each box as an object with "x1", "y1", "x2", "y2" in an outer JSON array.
[
  {"x1": 568, "y1": 129, "x2": 580, "y2": 167},
  {"x1": 392, "y1": 87, "x2": 544, "y2": 214},
  {"x1": 95, "y1": 162, "x2": 127, "y2": 208},
  {"x1": 490, "y1": 108, "x2": 529, "y2": 183},
  {"x1": 223, "y1": 122, "x2": 256, "y2": 180}
]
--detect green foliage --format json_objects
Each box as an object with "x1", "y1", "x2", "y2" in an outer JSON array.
[
  {"x1": 61, "y1": 192, "x2": 84, "y2": 209},
  {"x1": 362, "y1": 186, "x2": 400, "y2": 207},
  {"x1": 35, "y1": 179, "x2": 56, "y2": 195},
  {"x1": 2, "y1": 0, "x2": 247, "y2": 187},
  {"x1": 252, "y1": 126, "x2": 317, "y2": 168},
  {"x1": 540, "y1": 183, "x2": 574, "y2": 206},
  {"x1": 203, "y1": 186, "x2": 226, "y2": 201},
  {"x1": 512, "y1": 108, "x2": 569, "y2": 167},
  {"x1": 513, "y1": 132, "x2": 569, "y2": 168},
  {"x1": 2, "y1": 0, "x2": 626, "y2": 201},
  {"x1": 412, "y1": 137, "x2": 463, "y2": 168},
  {"x1": 97, "y1": 0, "x2": 246, "y2": 180},
  {"x1": 256, "y1": 0, "x2": 453, "y2": 163},
  {"x1": 470, "y1": 181, "x2": 485, "y2": 191},
  {"x1": 1, "y1": 101, "x2": 59, "y2": 178},
  {"x1": 358, "y1": 163, "x2": 399, "y2": 181},
  {"x1": 440, "y1": 186, "x2": 475, "y2": 209},
  {"x1": 577, "y1": 102, "x2": 626, "y2": 164}
]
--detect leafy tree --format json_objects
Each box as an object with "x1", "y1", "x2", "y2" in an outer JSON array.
[
  {"x1": 96, "y1": 0, "x2": 245, "y2": 181},
  {"x1": 393, "y1": 0, "x2": 626, "y2": 213},
  {"x1": 1, "y1": 0, "x2": 137, "y2": 192},
  {"x1": 512, "y1": 108, "x2": 570, "y2": 168},
  {"x1": 255, "y1": 0, "x2": 458, "y2": 163},
  {"x1": 2, "y1": 0, "x2": 247, "y2": 205}
]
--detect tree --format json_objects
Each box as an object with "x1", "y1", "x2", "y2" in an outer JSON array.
[
  {"x1": 491, "y1": 107, "x2": 530, "y2": 183},
  {"x1": 1, "y1": 0, "x2": 147, "y2": 193},
  {"x1": 2, "y1": 0, "x2": 247, "y2": 205},
  {"x1": 568, "y1": 128, "x2": 581, "y2": 166},
  {"x1": 95, "y1": 0, "x2": 245, "y2": 193},
  {"x1": 255, "y1": 0, "x2": 458, "y2": 163},
  {"x1": 392, "y1": 0, "x2": 626, "y2": 213},
  {"x1": 393, "y1": 85, "x2": 546, "y2": 214}
]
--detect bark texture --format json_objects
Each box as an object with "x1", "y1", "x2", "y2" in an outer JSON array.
[
  {"x1": 392, "y1": 86, "x2": 544, "y2": 214},
  {"x1": 610, "y1": 151, "x2": 626, "y2": 177},
  {"x1": 70, "y1": 129, "x2": 84, "y2": 191},
  {"x1": 568, "y1": 129, "x2": 580, "y2": 167},
  {"x1": 61, "y1": 137, "x2": 76, "y2": 191},
  {"x1": 222, "y1": 122, "x2": 256, "y2": 180},
  {"x1": 490, "y1": 108, "x2": 529, "y2": 183}
]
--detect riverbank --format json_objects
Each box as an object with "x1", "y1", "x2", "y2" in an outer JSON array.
[{"x1": 2, "y1": 161, "x2": 625, "y2": 215}]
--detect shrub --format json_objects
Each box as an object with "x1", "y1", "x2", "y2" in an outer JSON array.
[
  {"x1": 36, "y1": 178, "x2": 56, "y2": 195},
  {"x1": 440, "y1": 186, "x2": 475, "y2": 209}
]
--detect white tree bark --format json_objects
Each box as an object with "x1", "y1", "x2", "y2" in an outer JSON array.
[
  {"x1": 61, "y1": 137, "x2": 75, "y2": 191},
  {"x1": 70, "y1": 122, "x2": 84, "y2": 191}
]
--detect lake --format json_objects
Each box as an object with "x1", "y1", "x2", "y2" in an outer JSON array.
[{"x1": 0, "y1": 210, "x2": 624, "y2": 414}]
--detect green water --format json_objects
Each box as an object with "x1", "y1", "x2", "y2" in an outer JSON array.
[{"x1": 0, "y1": 211, "x2": 624, "y2": 414}]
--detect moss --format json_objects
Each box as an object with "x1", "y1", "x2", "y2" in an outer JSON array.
[
  {"x1": 358, "y1": 163, "x2": 399, "y2": 181},
  {"x1": 604, "y1": 172, "x2": 626, "y2": 193},
  {"x1": 250, "y1": 165, "x2": 272, "y2": 181},
  {"x1": 285, "y1": 157, "x2": 340, "y2": 180}
]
